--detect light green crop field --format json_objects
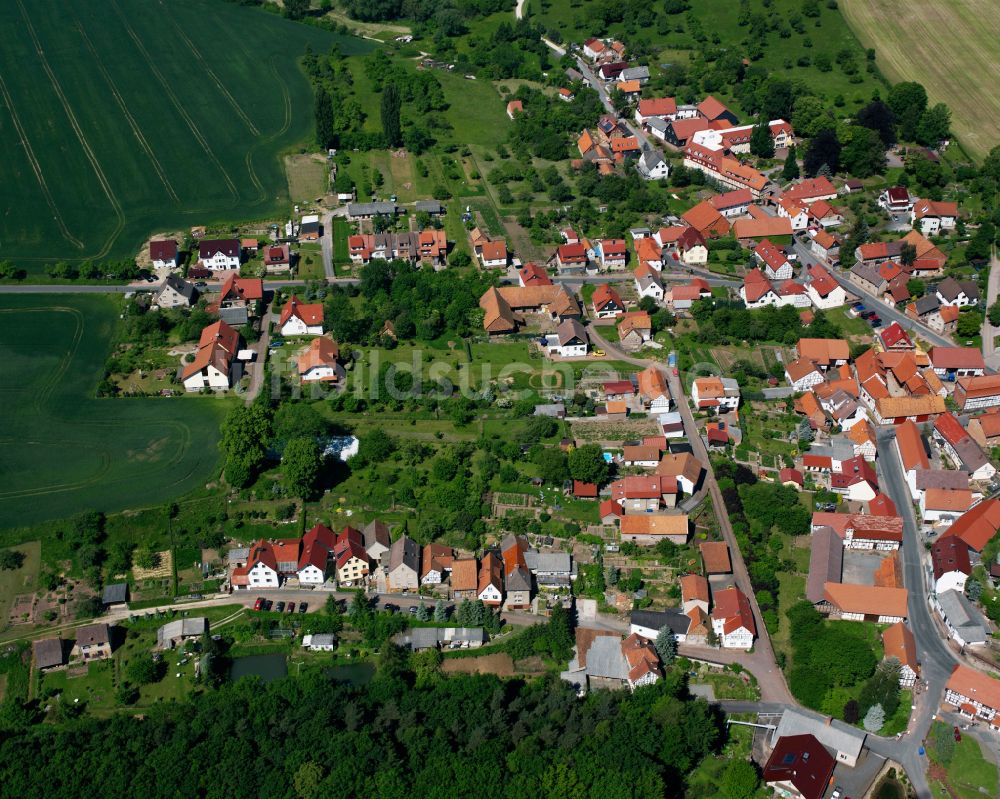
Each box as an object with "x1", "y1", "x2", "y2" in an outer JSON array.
[
  {"x1": 840, "y1": 0, "x2": 1000, "y2": 160},
  {"x1": 0, "y1": 295, "x2": 228, "y2": 528},
  {"x1": 0, "y1": 0, "x2": 372, "y2": 271}
]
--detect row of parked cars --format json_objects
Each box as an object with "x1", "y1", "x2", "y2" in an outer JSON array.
[
  {"x1": 253, "y1": 597, "x2": 308, "y2": 614},
  {"x1": 850, "y1": 302, "x2": 883, "y2": 328}
]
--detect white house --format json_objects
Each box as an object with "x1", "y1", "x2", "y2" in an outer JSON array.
[
  {"x1": 637, "y1": 148, "x2": 670, "y2": 181},
  {"x1": 244, "y1": 541, "x2": 280, "y2": 589},
  {"x1": 878, "y1": 187, "x2": 913, "y2": 215},
  {"x1": 154, "y1": 275, "x2": 196, "y2": 309},
  {"x1": 691, "y1": 377, "x2": 740, "y2": 412},
  {"x1": 711, "y1": 587, "x2": 756, "y2": 650},
  {"x1": 784, "y1": 358, "x2": 824, "y2": 392},
  {"x1": 754, "y1": 239, "x2": 793, "y2": 280},
  {"x1": 806, "y1": 265, "x2": 847, "y2": 309},
  {"x1": 634, "y1": 264, "x2": 664, "y2": 301},
  {"x1": 198, "y1": 239, "x2": 241, "y2": 271},
  {"x1": 547, "y1": 319, "x2": 589, "y2": 358},
  {"x1": 150, "y1": 239, "x2": 178, "y2": 270},
  {"x1": 278, "y1": 296, "x2": 324, "y2": 336},
  {"x1": 181, "y1": 320, "x2": 240, "y2": 392},
  {"x1": 912, "y1": 199, "x2": 958, "y2": 236},
  {"x1": 776, "y1": 199, "x2": 809, "y2": 231}
]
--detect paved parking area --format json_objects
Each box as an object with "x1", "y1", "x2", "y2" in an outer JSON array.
[
  {"x1": 829, "y1": 748, "x2": 886, "y2": 799},
  {"x1": 842, "y1": 549, "x2": 889, "y2": 586}
]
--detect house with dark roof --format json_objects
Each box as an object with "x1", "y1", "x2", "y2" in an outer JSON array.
[
  {"x1": 198, "y1": 239, "x2": 241, "y2": 271},
  {"x1": 181, "y1": 320, "x2": 241, "y2": 392},
  {"x1": 762, "y1": 734, "x2": 837, "y2": 799},
  {"x1": 363, "y1": 520, "x2": 391, "y2": 563},
  {"x1": 33, "y1": 638, "x2": 66, "y2": 670},
  {"x1": 150, "y1": 239, "x2": 179, "y2": 269},
  {"x1": 72, "y1": 623, "x2": 113, "y2": 661},
  {"x1": 101, "y1": 582, "x2": 128, "y2": 608},
  {"x1": 387, "y1": 535, "x2": 420, "y2": 593},
  {"x1": 154, "y1": 275, "x2": 197, "y2": 309}
]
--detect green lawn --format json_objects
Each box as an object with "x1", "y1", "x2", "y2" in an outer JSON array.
[
  {"x1": 0, "y1": 541, "x2": 40, "y2": 630},
  {"x1": 0, "y1": 0, "x2": 372, "y2": 269},
  {"x1": 0, "y1": 295, "x2": 227, "y2": 528},
  {"x1": 928, "y1": 721, "x2": 999, "y2": 799}
]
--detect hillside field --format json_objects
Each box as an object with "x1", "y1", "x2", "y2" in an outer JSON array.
[
  {"x1": 0, "y1": 295, "x2": 227, "y2": 528},
  {"x1": 840, "y1": 0, "x2": 1000, "y2": 160},
  {"x1": 0, "y1": 0, "x2": 371, "y2": 270}
]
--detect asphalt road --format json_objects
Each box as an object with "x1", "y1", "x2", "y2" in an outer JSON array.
[
  {"x1": 981, "y1": 254, "x2": 1000, "y2": 370},
  {"x1": 875, "y1": 425, "x2": 961, "y2": 798}
]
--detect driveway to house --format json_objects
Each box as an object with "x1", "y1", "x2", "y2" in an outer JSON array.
[
  {"x1": 584, "y1": 322, "x2": 794, "y2": 705},
  {"x1": 244, "y1": 306, "x2": 273, "y2": 405}
]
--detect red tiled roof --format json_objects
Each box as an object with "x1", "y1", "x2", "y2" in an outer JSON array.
[{"x1": 278, "y1": 295, "x2": 323, "y2": 328}]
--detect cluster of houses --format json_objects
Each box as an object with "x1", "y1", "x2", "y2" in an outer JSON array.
[
  {"x1": 561, "y1": 626, "x2": 664, "y2": 692},
  {"x1": 347, "y1": 229, "x2": 449, "y2": 269},
  {"x1": 228, "y1": 523, "x2": 576, "y2": 610},
  {"x1": 150, "y1": 226, "x2": 316, "y2": 279}
]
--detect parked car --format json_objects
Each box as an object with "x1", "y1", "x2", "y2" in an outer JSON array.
[
  {"x1": 286, "y1": 602, "x2": 295, "y2": 614},
  {"x1": 194, "y1": 281, "x2": 207, "y2": 288},
  {"x1": 408, "y1": 606, "x2": 418, "y2": 615},
  {"x1": 383, "y1": 603, "x2": 399, "y2": 613},
  {"x1": 253, "y1": 597, "x2": 264, "y2": 611},
  {"x1": 831, "y1": 788, "x2": 843, "y2": 799},
  {"x1": 870, "y1": 316, "x2": 883, "y2": 328},
  {"x1": 262, "y1": 599, "x2": 273, "y2": 612},
  {"x1": 954, "y1": 726, "x2": 962, "y2": 742},
  {"x1": 298, "y1": 603, "x2": 308, "y2": 614},
  {"x1": 275, "y1": 601, "x2": 285, "y2": 613}
]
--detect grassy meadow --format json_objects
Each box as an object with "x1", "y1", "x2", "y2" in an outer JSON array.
[{"x1": 0, "y1": 0, "x2": 371, "y2": 270}]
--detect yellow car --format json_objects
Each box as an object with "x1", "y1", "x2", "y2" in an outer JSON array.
[{"x1": 592, "y1": 349, "x2": 606, "y2": 357}]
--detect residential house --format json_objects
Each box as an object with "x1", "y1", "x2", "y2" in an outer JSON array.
[
  {"x1": 72, "y1": 624, "x2": 114, "y2": 661},
  {"x1": 732, "y1": 215, "x2": 793, "y2": 243},
  {"x1": 622, "y1": 446, "x2": 662, "y2": 468},
  {"x1": 882, "y1": 621, "x2": 920, "y2": 687},
  {"x1": 691, "y1": 376, "x2": 740, "y2": 411},
  {"x1": 619, "y1": 66, "x2": 650, "y2": 85},
  {"x1": 810, "y1": 228, "x2": 841, "y2": 263},
  {"x1": 680, "y1": 574, "x2": 710, "y2": 614},
  {"x1": 770, "y1": 709, "x2": 867, "y2": 767},
  {"x1": 619, "y1": 514, "x2": 690, "y2": 545},
  {"x1": 880, "y1": 321, "x2": 914, "y2": 351},
  {"x1": 692, "y1": 119, "x2": 794, "y2": 155},
  {"x1": 783, "y1": 358, "x2": 824, "y2": 392},
  {"x1": 154, "y1": 275, "x2": 196, "y2": 309},
  {"x1": 278, "y1": 295, "x2": 324, "y2": 336},
  {"x1": 296, "y1": 524, "x2": 335, "y2": 586},
  {"x1": 597, "y1": 238, "x2": 628, "y2": 269},
  {"x1": 215, "y1": 274, "x2": 263, "y2": 325},
  {"x1": 897, "y1": 418, "x2": 931, "y2": 498},
  {"x1": 420, "y1": 543, "x2": 454, "y2": 586},
  {"x1": 669, "y1": 278, "x2": 711, "y2": 310},
  {"x1": 231, "y1": 539, "x2": 280, "y2": 589},
  {"x1": 763, "y1": 734, "x2": 837, "y2": 799},
  {"x1": 912, "y1": 199, "x2": 958, "y2": 236},
  {"x1": 933, "y1": 412, "x2": 997, "y2": 480},
  {"x1": 634, "y1": 262, "x2": 664, "y2": 301},
  {"x1": 740, "y1": 268, "x2": 780, "y2": 308},
  {"x1": 822, "y1": 583, "x2": 908, "y2": 623},
  {"x1": 681, "y1": 201, "x2": 730, "y2": 238},
  {"x1": 637, "y1": 366, "x2": 671, "y2": 412},
  {"x1": 755, "y1": 238, "x2": 793, "y2": 280},
  {"x1": 936, "y1": 276, "x2": 979, "y2": 308},
  {"x1": 935, "y1": 589, "x2": 989, "y2": 647},
  {"x1": 921, "y1": 488, "x2": 975, "y2": 526},
  {"x1": 617, "y1": 311, "x2": 651, "y2": 350},
  {"x1": 955, "y1": 374, "x2": 1000, "y2": 412},
  {"x1": 479, "y1": 285, "x2": 580, "y2": 334},
  {"x1": 784, "y1": 176, "x2": 838, "y2": 205},
  {"x1": 609, "y1": 475, "x2": 678, "y2": 511},
  {"x1": 931, "y1": 534, "x2": 972, "y2": 594},
  {"x1": 968, "y1": 412, "x2": 1000, "y2": 449},
  {"x1": 32, "y1": 638, "x2": 66, "y2": 670},
  {"x1": 944, "y1": 664, "x2": 1000, "y2": 728},
  {"x1": 298, "y1": 336, "x2": 343, "y2": 384},
  {"x1": 676, "y1": 227, "x2": 709, "y2": 265},
  {"x1": 805, "y1": 264, "x2": 847, "y2": 309},
  {"x1": 387, "y1": 535, "x2": 420, "y2": 593},
  {"x1": 476, "y1": 238, "x2": 508, "y2": 269},
  {"x1": 557, "y1": 242, "x2": 589, "y2": 271},
  {"x1": 334, "y1": 528, "x2": 369, "y2": 586},
  {"x1": 156, "y1": 618, "x2": 209, "y2": 650},
  {"x1": 808, "y1": 200, "x2": 843, "y2": 228},
  {"x1": 635, "y1": 97, "x2": 677, "y2": 125},
  {"x1": 878, "y1": 186, "x2": 913, "y2": 214},
  {"x1": 519, "y1": 262, "x2": 552, "y2": 287},
  {"x1": 547, "y1": 318, "x2": 589, "y2": 357},
  {"x1": 656, "y1": 452, "x2": 704, "y2": 495},
  {"x1": 849, "y1": 262, "x2": 887, "y2": 296},
  {"x1": 636, "y1": 146, "x2": 670, "y2": 180},
  {"x1": 262, "y1": 243, "x2": 291, "y2": 273},
  {"x1": 662, "y1": 117, "x2": 713, "y2": 146},
  {"x1": 592, "y1": 284, "x2": 625, "y2": 318},
  {"x1": 198, "y1": 238, "x2": 241, "y2": 271},
  {"x1": 477, "y1": 551, "x2": 504, "y2": 606},
  {"x1": 701, "y1": 191, "x2": 750, "y2": 223},
  {"x1": 928, "y1": 346, "x2": 986, "y2": 380},
  {"x1": 450, "y1": 558, "x2": 479, "y2": 599},
  {"x1": 630, "y1": 608, "x2": 697, "y2": 644},
  {"x1": 181, "y1": 320, "x2": 241, "y2": 392},
  {"x1": 299, "y1": 215, "x2": 320, "y2": 240},
  {"x1": 781, "y1": 467, "x2": 805, "y2": 489},
  {"x1": 501, "y1": 535, "x2": 533, "y2": 610},
  {"x1": 776, "y1": 197, "x2": 810, "y2": 231},
  {"x1": 562, "y1": 628, "x2": 662, "y2": 692},
  {"x1": 711, "y1": 587, "x2": 756, "y2": 649},
  {"x1": 150, "y1": 239, "x2": 179, "y2": 270}
]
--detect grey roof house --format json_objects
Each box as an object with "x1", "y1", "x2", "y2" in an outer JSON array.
[
  {"x1": 102, "y1": 582, "x2": 129, "y2": 607},
  {"x1": 363, "y1": 520, "x2": 392, "y2": 562},
  {"x1": 935, "y1": 589, "x2": 988, "y2": 647},
  {"x1": 387, "y1": 535, "x2": 420, "y2": 592},
  {"x1": 33, "y1": 637, "x2": 66, "y2": 670},
  {"x1": 394, "y1": 627, "x2": 486, "y2": 651},
  {"x1": 156, "y1": 617, "x2": 209, "y2": 649}
]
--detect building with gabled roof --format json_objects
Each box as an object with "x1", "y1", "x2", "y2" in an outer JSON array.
[
  {"x1": 387, "y1": 535, "x2": 420, "y2": 593},
  {"x1": 954, "y1": 374, "x2": 1000, "y2": 412},
  {"x1": 680, "y1": 573, "x2": 710, "y2": 614},
  {"x1": 711, "y1": 586, "x2": 756, "y2": 649},
  {"x1": 881, "y1": 621, "x2": 919, "y2": 686},
  {"x1": 181, "y1": 320, "x2": 241, "y2": 392},
  {"x1": 946, "y1": 499, "x2": 1000, "y2": 553},
  {"x1": 944, "y1": 664, "x2": 1000, "y2": 728},
  {"x1": 620, "y1": 514, "x2": 689, "y2": 545},
  {"x1": 700, "y1": 541, "x2": 731, "y2": 574},
  {"x1": 278, "y1": 295, "x2": 324, "y2": 337},
  {"x1": 762, "y1": 734, "x2": 837, "y2": 799},
  {"x1": 822, "y1": 582, "x2": 907, "y2": 623},
  {"x1": 478, "y1": 550, "x2": 504, "y2": 606},
  {"x1": 681, "y1": 200, "x2": 730, "y2": 238}
]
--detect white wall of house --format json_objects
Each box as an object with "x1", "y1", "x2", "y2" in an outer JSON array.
[
  {"x1": 281, "y1": 317, "x2": 323, "y2": 337},
  {"x1": 807, "y1": 284, "x2": 847, "y2": 309},
  {"x1": 183, "y1": 365, "x2": 230, "y2": 393},
  {"x1": 934, "y1": 570, "x2": 968, "y2": 595},
  {"x1": 298, "y1": 564, "x2": 327, "y2": 586},
  {"x1": 203, "y1": 253, "x2": 240, "y2": 271},
  {"x1": 248, "y1": 562, "x2": 280, "y2": 588}
]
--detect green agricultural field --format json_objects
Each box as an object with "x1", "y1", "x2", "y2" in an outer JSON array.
[
  {"x1": 0, "y1": 295, "x2": 227, "y2": 528},
  {"x1": 840, "y1": 0, "x2": 1000, "y2": 160},
  {"x1": 0, "y1": 0, "x2": 371, "y2": 270}
]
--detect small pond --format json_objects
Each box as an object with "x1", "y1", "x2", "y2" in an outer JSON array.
[{"x1": 230, "y1": 654, "x2": 288, "y2": 683}]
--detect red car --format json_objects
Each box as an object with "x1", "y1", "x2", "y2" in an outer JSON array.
[
  {"x1": 954, "y1": 726, "x2": 962, "y2": 742},
  {"x1": 286, "y1": 602, "x2": 296, "y2": 614},
  {"x1": 253, "y1": 597, "x2": 264, "y2": 611}
]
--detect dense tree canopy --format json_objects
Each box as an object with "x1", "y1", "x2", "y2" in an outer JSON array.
[{"x1": 0, "y1": 667, "x2": 723, "y2": 798}]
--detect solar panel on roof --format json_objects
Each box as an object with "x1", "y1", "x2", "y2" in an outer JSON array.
[{"x1": 782, "y1": 753, "x2": 797, "y2": 765}]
